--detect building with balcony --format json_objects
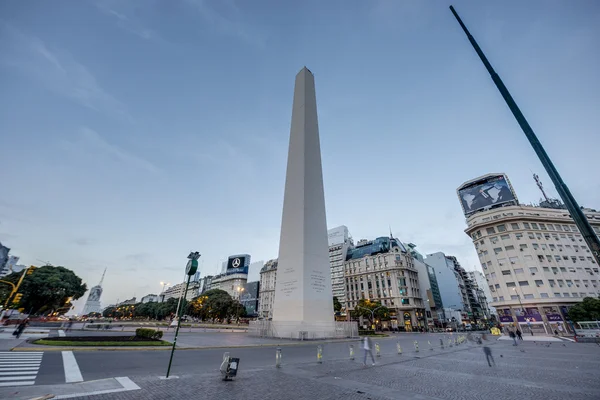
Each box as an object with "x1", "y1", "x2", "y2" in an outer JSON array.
[
  {"x1": 344, "y1": 236, "x2": 424, "y2": 331},
  {"x1": 464, "y1": 201, "x2": 600, "y2": 334},
  {"x1": 258, "y1": 259, "x2": 278, "y2": 319},
  {"x1": 328, "y1": 225, "x2": 353, "y2": 311}
]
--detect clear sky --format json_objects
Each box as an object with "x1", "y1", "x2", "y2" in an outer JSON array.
[{"x1": 1, "y1": 0, "x2": 599, "y2": 312}]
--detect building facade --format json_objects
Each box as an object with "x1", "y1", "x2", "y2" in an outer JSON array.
[
  {"x1": 464, "y1": 203, "x2": 600, "y2": 333},
  {"x1": 328, "y1": 225, "x2": 353, "y2": 311},
  {"x1": 141, "y1": 294, "x2": 159, "y2": 303},
  {"x1": 468, "y1": 270, "x2": 495, "y2": 319},
  {"x1": 344, "y1": 236, "x2": 424, "y2": 331},
  {"x1": 210, "y1": 273, "x2": 248, "y2": 299},
  {"x1": 198, "y1": 275, "x2": 214, "y2": 294},
  {"x1": 259, "y1": 259, "x2": 278, "y2": 319},
  {"x1": 425, "y1": 252, "x2": 465, "y2": 324},
  {"x1": 161, "y1": 281, "x2": 200, "y2": 302}
]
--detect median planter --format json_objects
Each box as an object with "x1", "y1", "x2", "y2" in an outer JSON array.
[{"x1": 32, "y1": 335, "x2": 171, "y2": 347}]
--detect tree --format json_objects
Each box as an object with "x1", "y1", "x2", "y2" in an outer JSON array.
[
  {"x1": 1, "y1": 266, "x2": 87, "y2": 315},
  {"x1": 568, "y1": 297, "x2": 600, "y2": 322},
  {"x1": 189, "y1": 289, "x2": 237, "y2": 322},
  {"x1": 333, "y1": 296, "x2": 342, "y2": 312},
  {"x1": 350, "y1": 299, "x2": 391, "y2": 325}
]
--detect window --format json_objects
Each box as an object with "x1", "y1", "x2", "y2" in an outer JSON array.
[
  {"x1": 523, "y1": 223, "x2": 531, "y2": 229},
  {"x1": 554, "y1": 293, "x2": 561, "y2": 297},
  {"x1": 514, "y1": 268, "x2": 524, "y2": 274},
  {"x1": 401, "y1": 298, "x2": 410, "y2": 305},
  {"x1": 524, "y1": 255, "x2": 533, "y2": 261},
  {"x1": 548, "y1": 279, "x2": 555, "y2": 287},
  {"x1": 523, "y1": 294, "x2": 534, "y2": 299},
  {"x1": 555, "y1": 225, "x2": 563, "y2": 231},
  {"x1": 529, "y1": 267, "x2": 538, "y2": 273},
  {"x1": 543, "y1": 267, "x2": 550, "y2": 272},
  {"x1": 535, "y1": 280, "x2": 544, "y2": 287},
  {"x1": 502, "y1": 270, "x2": 511, "y2": 276},
  {"x1": 531, "y1": 223, "x2": 539, "y2": 229},
  {"x1": 528, "y1": 232, "x2": 535, "y2": 239},
  {"x1": 506, "y1": 282, "x2": 516, "y2": 287},
  {"x1": 511, "y1": 295, "x2": 519, "y2": 300},
  {"x1": 539, "y1": 223, "x2": 547, "y2": 230},
  {"x1": 497, "y1": 224, "x2": 507, "y2": 232},
  {"x1": 511, "y1": 223, "x2": 520, "y2": 230},
  {"x1": 505, "y1": 245, "x2": 515, "y2": 251},
  {"x1": 486, "y1": 227, "x2": 496, "y2": 235},
  {"x1": 490, "y1": 236, "x2": 499, "y2": 243},
  {"x1": 540, "y1": 293, "x2": 549, "y2": 298},
  {"x1": 562, "y1": 225, "x2": 570, "y2": 231},
  {"x1": 498, "y1": 296, "x2": 505, "y2": 301},
  {"x1": 493, "y1": 297, "x2": 498, "y2": 302},
  {"x1": 494, "y1": 248, "x2": 503, "y2": 255},
  {"x1": 519, "y1": 281, "x2": 529, "y2": 286},
  {"x1": 533, "y1": 243, "x2": 539, "y2": 250},
  {"x1": 520, "y1": 244, "x2": 528, "y2": 250},
  {"x1": 501, "y1": 234, "x2": 510, "y2": 240},
  {"x1": 563, "y1": 293, "x2": 570, "y2": 297}
]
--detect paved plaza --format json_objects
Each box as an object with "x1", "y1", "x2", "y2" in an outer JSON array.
[{"x1": 1, "y1": 336, "x2": 598, "y2": 400}]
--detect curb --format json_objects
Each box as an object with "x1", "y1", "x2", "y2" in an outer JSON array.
[{"x1": 11, "y1": 338, "x2": 361, "y2": 352}]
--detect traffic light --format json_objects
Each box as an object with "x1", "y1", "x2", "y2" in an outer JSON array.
[
  {"x1": 27, "y1": 266, "x2": 36, "y2": 275},
  {"x1": 12, "y1": 293, "x2": 23, "y2": 304}
]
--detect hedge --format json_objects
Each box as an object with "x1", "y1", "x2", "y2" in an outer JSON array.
[{"x1": 135, "y1": 328, "x2": 163, "y2": 340}]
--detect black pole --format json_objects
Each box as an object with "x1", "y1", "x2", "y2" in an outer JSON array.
[{"x1": 449, "y1": 6, "x2": 600, "y2": 266}]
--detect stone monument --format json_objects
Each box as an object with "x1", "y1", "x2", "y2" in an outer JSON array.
[
  {"x1": 270, "y1": 67, "x2": 336, "y2": 339},
  {"x1": 82, "y1": 268, "x2": 106, "y2": 315}
]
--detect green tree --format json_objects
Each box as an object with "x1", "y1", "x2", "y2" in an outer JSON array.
[
  {"x1": 333, "y1": 296, "x2": 342, "y2": 312},
  {"x1": 568, "y1": 297, "x2": 600, "y2": 322},
  {"x1": 1, "y1": 266, "x2": 86, "y2": 315},
  {"x1": 189, "y1": 289, "x2": 235, "y2": 322},
  {"x1": 350, "y1": 299, "x2": 391, "y2": 325}
]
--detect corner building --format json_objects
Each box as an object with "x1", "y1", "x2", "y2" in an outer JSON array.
[
  {"x1": 462, "y1": 189, "x2": 600, "y2": 334},
  {"x1": 344, "y1": 236, "x2": 424, "y2": 331}
]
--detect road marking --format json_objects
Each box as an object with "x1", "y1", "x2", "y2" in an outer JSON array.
[
  {"x1": 58, "y1": 330, "x2": 66, "y2": 337},
  {"x1": 0, "y1": 352, "x2": 43, "y2": 387},
  {"x1": 0, "y1": 381, "x2": 36, "y2": 387},
  {"x1": 54, "y1": 377, "x2": 141, "y2": 399},
  {"x1": 61, "y1": 351, "x2": 83, "y2": 383}
]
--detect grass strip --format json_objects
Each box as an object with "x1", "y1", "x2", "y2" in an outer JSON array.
[{"x1": 33, "y1": 339, "x2": 171, "y2": 346}]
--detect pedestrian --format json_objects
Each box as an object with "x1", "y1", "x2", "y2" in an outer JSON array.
[
  {"x1": 516, "y1": 329, "x2": 523, "y2": 340},
  {"x1": 14, "y1": 319, "x2": 28, "y2": 339},
  {"x1": 66, "y1": 319, "x2": 74, "y2": 332},
  {"x1": 557, "y1": 324, "x2": 564, "y2": 336},
  {"x1": 509, "y1": 330, "x2": 517, "y2": 346},
  {"x1": 362, "y1": 336, "x2": 375, "y2": 366},
  {"x1": 482, "y1": 346, "x2": 495, "y2": 367}
]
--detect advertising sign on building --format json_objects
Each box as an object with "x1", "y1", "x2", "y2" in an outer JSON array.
[
  {"x1": 240, "y1": 281, "x2": 260, "y2": 316},
  {"x1": 457, "y1": 174, "x2": 517, "y2": 216},
  {"x1": 226, "y1": 254, "x2": 250, "y2": 275}
]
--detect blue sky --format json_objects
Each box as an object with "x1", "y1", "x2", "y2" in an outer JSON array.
[{"x1": 1, "y1": 0, "x2": 599, "y2": 311}]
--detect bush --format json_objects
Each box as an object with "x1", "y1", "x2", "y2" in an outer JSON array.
[{"x1": 135, "y1": 328, "x2": 163, "y2": 340}]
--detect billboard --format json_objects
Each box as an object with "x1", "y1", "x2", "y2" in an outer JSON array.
[
  {"x1": 226, "y1": 254, "x2": 250, "y2": 275},
  {"x1": 240, "y1": 281, "x2": 259, "y2": 316},
  {"x1": 457, "y1": 174, "x2": 517, "y2": 216}
]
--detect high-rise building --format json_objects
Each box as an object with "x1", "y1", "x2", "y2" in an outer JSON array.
[
  {"x1": 161, "y1": 281, "x2": 200, "y2": 302},
  {"x1": 406, "y1": 243, "x2": 443, "y2": 328},
  {"x1": 141, "y1": 294, "x2": 159, "y2": 303},
  {"x1": 0, "y1": 243, "x2": 10, "y2": 276},
  {"x1": 259, "y1": 259, "x2": 278, "y2": 319},
  {"x1": 425, "y1": 252, "x2": 466, "y2": 323},
  {"x1": 328, "y1": 226, "x2": 353, "y2": 311},
  {"x1": 198, "y1": 275, "x2": 214, "y2": 294},
  {"x1": 459, "y1": 173, "x2": 600, "y2": 334},
  {"x1": 344, "y1": 236, "x2": 424, "y2": 331},
  {"x1": 468, "y1": 270, "x2": 495, "y2": 319}
]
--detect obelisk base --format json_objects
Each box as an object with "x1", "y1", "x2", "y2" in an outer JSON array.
[{"x1": 249, "y1": 320, "x2": 358, "y2": 340}]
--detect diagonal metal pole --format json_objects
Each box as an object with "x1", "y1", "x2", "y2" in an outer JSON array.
[
  {"x1": 449, "y1": 5, "x2": 600, "y2": 265},
  {"x1": 166, "y1": 274, "x2": 191, "y2": 378}
]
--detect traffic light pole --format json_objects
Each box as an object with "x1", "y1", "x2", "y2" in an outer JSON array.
[
  {"x1": 3, "y1": 269, "x2": 28, "y2": 307},
  {"x1": 449, "y1": 6, "x2": 600, "y2": 265}
]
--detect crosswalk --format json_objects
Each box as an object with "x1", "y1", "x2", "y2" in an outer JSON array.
[{"x1": 0, "y1": 352, "x2": 44, "y2": 387}]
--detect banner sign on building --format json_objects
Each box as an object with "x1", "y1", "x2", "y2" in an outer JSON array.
[
  {"x1": 226, "y1": 255, "x2": 249, "y2": 275},
  {"x1": 457, "y1": 174, "x2": 517, "y2": 216},
  {"x1": 240, "y1": 281, "x2": 259, "y2": 316}
]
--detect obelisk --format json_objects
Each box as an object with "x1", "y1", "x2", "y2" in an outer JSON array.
[{"x1": 271, "y1": 67, "x2": 335, "y2": 339}]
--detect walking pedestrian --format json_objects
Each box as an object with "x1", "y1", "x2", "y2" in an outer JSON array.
[
  {"x1": 14, "y1": 319, "x2": 28, "y2": 339},
  {"x1": 509, "y1": 330, "x2": 517, "y2": 346},
  {"x1": 362, "y1": 336, "x2": 375, "y2": 366},
  {"x1": 66, "y1": 319, "x2": 74, "y2": 332},
  {"x1": 516, "y1": 329, "x2": 523, "y2": 340},
  {"x1": 482, "y1": 346, "x2": 495, "y2": 367},
  {"x1": 557, "y1": 324, "x2": 564, "y2": 336}
]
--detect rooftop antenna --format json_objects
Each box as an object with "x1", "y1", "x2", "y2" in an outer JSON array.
[{"x1": 533, "y1": 173, "x2": 549, "y2": 202}]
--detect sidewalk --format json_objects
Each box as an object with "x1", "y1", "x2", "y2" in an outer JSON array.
[
  {"x1": 497, "y1": 335, "x2": 564, "y2": 342},
  {"x1": 1, "y1": 339, "x2": 598, "y2": 400}
]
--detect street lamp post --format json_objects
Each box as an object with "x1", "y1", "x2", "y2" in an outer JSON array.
[
  {"x1": 512, "y1": 287, "x2": 532, "y2": 335},
  {"x1": 355, "y1": 305, "x2": 385, "y2": 331},
  {"x1": 166, "y1": 251, "x2": 200, "y2": 379},
  {"x1": 159, "y1": 282, "x2": 170, "y2": 303}
]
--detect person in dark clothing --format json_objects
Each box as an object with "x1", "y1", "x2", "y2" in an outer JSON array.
[
  {"x1": 516, "y1": 329, "x2": 523, "y2": 340},
  {"x1": 509, "y1": 330, "x2": 517, "y2": 346},
  {"x1": 14, "y1": 319, "x2": 28, "y2": 338},
  {"x1": 482, "y1": 346, "x2": 495, "y2": 367}
]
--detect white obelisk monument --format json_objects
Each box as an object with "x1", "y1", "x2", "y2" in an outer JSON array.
[{"x1": 271, "y1": 67, "x2": 335, "y2": 339}]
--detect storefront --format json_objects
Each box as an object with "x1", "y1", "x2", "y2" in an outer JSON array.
[{"x1": 403, "y1": 311, "x2": 413, "y2": 331}]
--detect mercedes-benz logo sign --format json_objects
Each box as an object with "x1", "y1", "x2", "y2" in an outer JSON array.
[{"x1": 232, "y1": 258, "x2": 241, "y2": 268}]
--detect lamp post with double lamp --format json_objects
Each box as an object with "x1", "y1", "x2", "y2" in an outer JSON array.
[{"x1": 355, "y1": 305, "x2": 385, "y2": 331}]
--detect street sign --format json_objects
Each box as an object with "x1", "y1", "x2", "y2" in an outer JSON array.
[{"x1": 185, "y1": 259, "x2": 198, "y2": 276}]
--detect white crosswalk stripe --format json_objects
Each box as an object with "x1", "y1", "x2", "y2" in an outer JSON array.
[{"x1": 0, "y1": 352, "x2": 43, "y2": 387}]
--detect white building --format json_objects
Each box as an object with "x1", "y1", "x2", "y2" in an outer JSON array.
[
  {"x1": 161, "y1": 281, "x2": 199, "y2": 302},
  {"x1": 210, "y1": 273, "x2": 248, "y2": 299},
  {"x1": 464, "y1": 202, "x2": 600, "y2": 334},
  {"x1": 344, "y1": 236, "x2": 424, "y2": 331},
  {"x1": 468, "y1": 270, "x2": 496, "y2": 318},
  {"x1": 328, "y1": 225, "x2": 353, "y2": 309},
  {"x1": 141, "y1": 294, "x2": 159, "y2": 303},
  {"x1": 258, "y1": 259, "x2": 277, "y2": 319}
]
